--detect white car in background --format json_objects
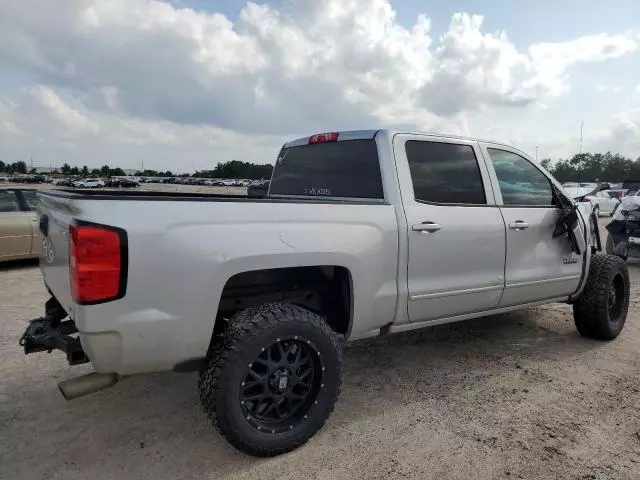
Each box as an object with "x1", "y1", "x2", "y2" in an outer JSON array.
[
  {"x1": 593, "y1": 190, "x2": 621, "y2": 216},
  {"x1": 73, "y1": 178, "x2": 105, "y2": 188},
  {"x1": 563, "y1": 185, "x2": 620, "y2": 217}
]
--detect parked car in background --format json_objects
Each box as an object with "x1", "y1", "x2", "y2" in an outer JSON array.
[
  {"x1": 0, "y1": 188, "x2": 41, "y2": 262},
  {"x1": 247, "y1": 180, "x2": 269, "y2": 197},
  {"x1": 73, "y1": 178, "x2": 105, "y2": 188},
  {"x1": 607, "y1": 189, "x2": 627, "y2": 199},
  {"x1": 54, "y1": 178, "x2": 75, "y2": 187},
  {"x1": 593, "y1": 190, "x2": 621, "y2": 216},
  {"x1": 562, "y1": 184, "x2": 612, "y2": 216}
]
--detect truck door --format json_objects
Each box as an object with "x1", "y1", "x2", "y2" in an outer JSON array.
[
  {"x1": 481, "y1": 146, "x2": 583, "y2": 306},
  {"x1": 392, "y1": 135, "x2": 507, "y2": 322}
]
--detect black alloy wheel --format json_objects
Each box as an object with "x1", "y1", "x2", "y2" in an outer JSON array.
[
  {"x1": 240, "y1": 337, "x2": 324, "y2": 434},
  {"x1": 607, "y1": 272, "x2": 625, "y2": 323}
]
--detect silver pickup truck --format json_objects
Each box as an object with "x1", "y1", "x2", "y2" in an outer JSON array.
[{"x1": 21, "y1": 130, "x2": 629, "y2": 456}]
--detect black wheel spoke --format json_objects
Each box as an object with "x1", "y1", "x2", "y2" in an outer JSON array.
[
  {"x1": 246, "y1": 369, "x2": 264, "y2": 383},
  {"x1": 262, "y1": 399, "x2": 278, "y2": 418},
  {"x1": 243, "y1": 391, "x2": 266, "y2": 402},
  {"x1": 274, "y1": 397, "x2": 287, "y2": 419},
  {"x1": 266, "y1": 345, "x2": 276, "y2": 366},
  {"x1": 289, "y1": 343, "x2": 302, "y2": 368},
  {"x1": 298, "y1": 354, "x2": 312, "y2": 368}
]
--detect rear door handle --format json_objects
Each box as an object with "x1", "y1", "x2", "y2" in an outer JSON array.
[
  {"x1": 412, "y1": 222, "x2": 441, "y2": 233},
  {"x1": 509, "y1": 221, "x2": 529, "y2": 231}
]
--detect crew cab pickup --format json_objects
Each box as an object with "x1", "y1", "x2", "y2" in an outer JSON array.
[{"x1": 21, "y1": 130, "x2": 629, "y2": 456}]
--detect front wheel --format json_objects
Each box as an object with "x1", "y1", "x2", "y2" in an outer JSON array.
[
  {"x1": 573, "y1": 255, "x2": 629, "y2": 340},
  {"x1": 199, "y1": 302, "x2": 343, "y2": 457}
]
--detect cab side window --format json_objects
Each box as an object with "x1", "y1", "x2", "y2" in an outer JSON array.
[
  {"x1": 20, "y1": 190, "x2": 39, "y2": 210},
  {"x1": 487, "y1": 149, "x2": 554, "y2": 206},
  {"x1": 405, "y1": 141, "x2": 486, "y2": 205},
  {"x1": 0, "y1": 191, "x2": 20, "y2": 212}
]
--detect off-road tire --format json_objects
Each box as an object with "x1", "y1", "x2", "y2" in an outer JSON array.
[
  {"x1": 199, "y1": 302, "x2": 343, "y2": 457},
  {"x1": 573, "y1": 255, "x2": 629, "y2": 340},
  {"x1": 605, "y1": 234, "x2": 627, "y2": 261}
]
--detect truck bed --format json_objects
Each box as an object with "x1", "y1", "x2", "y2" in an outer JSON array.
[{"x1": 45, "y1": 188, "x2": 385, "y2": 204}]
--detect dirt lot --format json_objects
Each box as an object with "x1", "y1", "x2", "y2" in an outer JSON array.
[{"x1": 2, "y1": 217, "x2": 640, "y2": 480}]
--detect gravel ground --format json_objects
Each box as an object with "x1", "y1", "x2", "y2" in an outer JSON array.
[{"x1": 1, "y1": 218, "x2": 640, "y2": 480}]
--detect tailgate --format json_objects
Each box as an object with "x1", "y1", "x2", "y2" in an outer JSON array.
[{"x1": 37, "y1": 191, "x2": 76, "y2": 314}]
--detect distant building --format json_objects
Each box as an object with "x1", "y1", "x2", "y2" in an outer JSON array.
[{"x1": 34, "y1": 167, "x2": 57, "y2": 174}]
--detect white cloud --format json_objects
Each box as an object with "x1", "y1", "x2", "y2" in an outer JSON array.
[
  {"x1": 589, "y1": 108, "x2": 640, "y2": 158},
  {"x1": 525, "y1": 33, "x2": 636, "y2": 96},
  {"x1": 595, "y1": 84, "x2": 622, "y2": 93},
  {"x1": 0, "y1": 0, "x2": 638, "y2": 168},
  {"x1": 0, "y1": 85, "x2": 284, "y2": 170},
  {"x1": 32, "y1": 86, "x2": 99, "y2": 134}
]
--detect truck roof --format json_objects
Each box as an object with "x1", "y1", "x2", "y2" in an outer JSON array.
[{"x1": 283, "y1": 129, "x2": 531, "y2": 158}]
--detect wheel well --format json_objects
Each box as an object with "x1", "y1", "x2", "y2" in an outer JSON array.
[{"x1": 215, "y1": 266, "x2": 353, "y2": 338}]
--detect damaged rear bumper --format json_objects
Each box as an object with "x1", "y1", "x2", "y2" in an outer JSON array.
[{"x1": 19, "y1": 296, "x2": 89, "y2": 366}]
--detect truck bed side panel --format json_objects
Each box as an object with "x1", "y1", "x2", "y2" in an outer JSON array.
[{"x1": 39, "y1": 194, "x2": 398, "y2": 374}]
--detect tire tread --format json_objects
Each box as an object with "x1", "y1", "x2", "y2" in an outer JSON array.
[{"x1": 573, "y1": 254, "x2": 629, "y2": 340}]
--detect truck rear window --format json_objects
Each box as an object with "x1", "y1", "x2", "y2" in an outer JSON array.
[{"x1": 269, "y1": 139, "x2": 384, "y2": 200}]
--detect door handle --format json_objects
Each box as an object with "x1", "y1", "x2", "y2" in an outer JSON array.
[
  {"x1": 509, "y1": 221, "x2": 529, "y2": 231},
  {"x1": 412, "y1": 221, "x2": 441, "y2": 233}
]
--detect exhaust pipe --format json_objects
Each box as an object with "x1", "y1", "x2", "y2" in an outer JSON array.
[{"x1": 58, "y1": 372, "x2": 119, "y2": 400}]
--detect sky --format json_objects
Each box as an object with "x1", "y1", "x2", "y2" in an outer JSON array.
[{"x1": 1, "y1": 0, "x2": 639, "y2": 172}]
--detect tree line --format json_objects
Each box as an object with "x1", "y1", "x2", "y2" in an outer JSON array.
[
  {"x1": 540, "y1": 152, "x2": 640, "y2": 183},
  {"x1": 0, "y1": 159, "x2": 274, "y2": 179},
  {"x1": 0, "y1": 161, "x2": 126, "y2": 177},
  {"x1": 0, "y1": 161, "x2": 28, "y2": 174},
  {"x1": 10, "y1": 152, "x2": 639, "y2": 183},
  {"x1": 193, "y1": 160, "x2": 273, "y2": 180},
  {"x1": 59, "y1": 163, "x2": 127, "y2": 177},
  {"x1": 136, "y1": 160, "x2": 273, "y2": 179}
]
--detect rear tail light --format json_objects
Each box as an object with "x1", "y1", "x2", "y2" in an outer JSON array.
[
  {"x1": 70, "y1": 222, "x2": 127, "y2": 304},
  {"x1": 309, "y1": 132, "x2": 338, "y2": 144}
]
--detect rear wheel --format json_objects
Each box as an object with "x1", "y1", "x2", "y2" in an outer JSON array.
[
  {"x1": 573, "y1": 255, "x2": 629, "y2": 340},
  {"x1": 199, "y1": 302, "x2": 343, "y2": 457}
]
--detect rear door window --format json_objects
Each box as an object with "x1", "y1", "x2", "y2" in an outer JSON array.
[
  {"x1": 269, "y1": 139, "x2": 384, "y2": 199},
  {"x1": 405, "y1": 140, "x2": 487, "y2": 204},
  {"x1": 0, "y1": 191, "x2": 20, "y2": 212}
]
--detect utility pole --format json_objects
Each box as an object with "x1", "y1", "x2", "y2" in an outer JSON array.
[
  {"x1": 535, "y1": 146, "x2": 539, "y2": 163},
  {"x1": 579, "y1": 120, "x2": 584, "y2": 154}
]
